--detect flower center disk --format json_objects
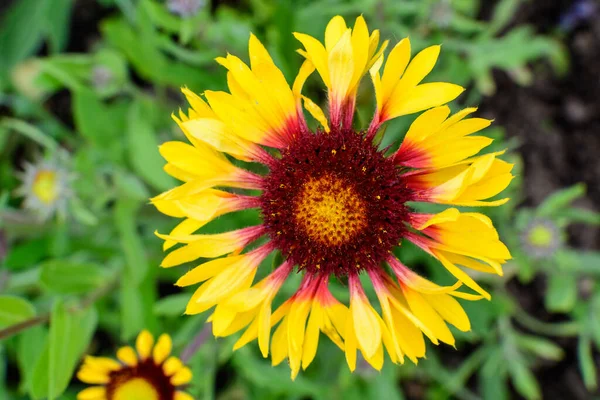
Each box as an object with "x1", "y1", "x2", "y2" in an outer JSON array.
[
  {"x1": 106, "y1": 358, "x2": 176, "y2": 400},
  {"x1": 260, "y1": 129, "x2": 413, "y2": 276},
  {"x1": 294, "y1": 174, "x2": 367, "y2": 246}
]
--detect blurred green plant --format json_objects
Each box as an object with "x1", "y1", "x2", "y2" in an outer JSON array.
[{"x1": 0, "y1": 0, "x2": 595, "y2": 399}]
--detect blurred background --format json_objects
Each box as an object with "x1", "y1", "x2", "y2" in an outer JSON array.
[{"x1": 1, "y1": 0, "x2": 599, "y2": 399}]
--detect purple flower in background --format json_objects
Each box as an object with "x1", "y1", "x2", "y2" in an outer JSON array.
[
  {"x1": 167, "y1": 0, "x2": 205, "y2": 18},
  {"x1": 560, "y1": 0, "x2": 597, "y2": 30}
]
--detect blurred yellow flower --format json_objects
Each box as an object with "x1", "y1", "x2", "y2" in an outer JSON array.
[{"x1": 77, "y1": 330, "x2": 193, "y2": 400}]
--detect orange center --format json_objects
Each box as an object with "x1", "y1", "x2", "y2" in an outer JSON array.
[
  {"x1": 32, "y1": 170, "x2": 59, "y2": 204},
  {"x1": 294, "y1": 174, "x2": 367, "y2": 246}
]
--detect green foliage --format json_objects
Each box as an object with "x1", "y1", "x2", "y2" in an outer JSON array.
[{"x1": 0, "y1": 0, "x2": 596, "y2": 399}]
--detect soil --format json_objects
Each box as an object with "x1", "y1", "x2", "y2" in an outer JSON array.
[
  {"x1": 479, "y1": 1, "x2": 600, "y2": 399},
  {"x1": 480, "y1": 0, "x2": 600, "y2": 250}
]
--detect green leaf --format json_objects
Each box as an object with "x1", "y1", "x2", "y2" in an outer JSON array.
[
  {"x1": 556, "y1": 249, "x2": 600, "y2": 276},
  {"x1": 537, "y1": 183, "x2": 586, "y2": 217},
  {"x1": 114, "y1": 198, "x2": 149, "y2": 285},
  {"x1": 72, "y1": 89, "x2": 128, "y2": 161},
  {"x1": 515, "y1": 334, "x2": 564, "y2": 361},
  {"x1": 556, "y1": 207, "x2": 600, "y2": 226},
  {"x1": 114, "y1": 170, "x2": 151, "y2": 201},
  {"x1": 126, "y1": 99, "x2": 174, "y2": 192},
  {"x1": 366, "y1": 366, "x2": 404, "y2": 400},
  {"x1": 507, "y1": 360, "x2": 541, "y2": 400},
  {"x1": 545, "y1": 272, "x2": 577, "y2": 313},
  {"x1": 578, "y1": 336, "x2": 597, "y2": 390},
  {"x1": 0, "y1": 295, "x2": 36, "y2": 328},
  {"x1": 48, "y1": 300, "x2": 97, "y2": 399},
  {"x1": 4, "y1": 237, "x2": 49, "y2": 271},
  {"x1": 120, "y1": 280, "x2": 146, "y2": 340},
  {"x1": 30, "y1": 300, "x2": 97, "y2": 399},
  {"x1": 153, "y1": 293, "x2": 189, "y2": 316},
  {"x1": 0, "y1": 0, "x2": 48, "y2": 83},
  {"x1": 101, "y1": 17, "x2": 212, "y2": 90},
  {"x1": 120, "y1": 271, "x2": 157, "y2": 341},
  {"x1": 17, "y1": 326, "x2": 48, "y2": 393},
  {"x1": 44, "y1": 0, "x2": 73, "y2": 53},
  {"x1": 486, "y1": 0, "x2": 521, "y2": 36},
  {"x1": 231, "y1": 346, "x2": 324, "y2": 397},
  {"x1": 39, "y1": 259, "x2": 107, "y2": 294}
]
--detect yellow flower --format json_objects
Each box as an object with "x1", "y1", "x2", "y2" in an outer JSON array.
[
  {"x1": 154, "y1": 15, "x2": 512, "y2": 378},
  {"x1": 76, "y1": 330, "x2": 193, "y2": 400}
]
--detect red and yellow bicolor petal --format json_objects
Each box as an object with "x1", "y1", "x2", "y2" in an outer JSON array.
[
  {"x1": 368, "y1": 40, "x2": 463, "y2": 133},
  {"x1": 177, "y1": 242, "x2": 275, "y2": 315},
  {"x1": 368, "y1": 270, "x2": 430, "y2": 365},
  {"x1": 405, "y1": 152, "x2": 514, "y2": 206},
  {"x1": 344, "y1": 273, "x2": 386, "y2": 371},
  {"x1": 157, "y1": 224, "x2": 265, "y2": 267},
  {"x1": 394, "y1": 106, "x2": 493, "y2": 169},
  {"x1": 206, "y1": 34, "x2": 301, "y2": 148},
  {"x1": 409, "y1": 208, "x2": 512, "y2": 299},
  {"x1": 152, "y1": 190, "x2": 260, "y2": 241},
  {"x1": 210, "y1": 262, "x2": 293, "y2": 356},
  {"x1": 388, "y1": 258, "x2": 480, "y2": 341},
  {"x1": 269, "y1": 275, "x2": 348, "y2": 380},
  {"x1": 294, "y1": 15, "x2": 387, "y2": 128},
  {"x1": 174, "y1": 100, "x2": 267, "y2": 163}
]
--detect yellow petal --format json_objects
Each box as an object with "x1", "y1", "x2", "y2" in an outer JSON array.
[
  {"x1": 257, "y1": 302, "x2": 272, "y2": 358},
  {"x1": 176, "y1": 254, "x2": 245, "y2": 287},
  {"x1": 159, "y1": 141, "x2": 233, "y2": 180},
  {"x1": 344, "y1": 311, "x2": 357, "y2": 372},
  {"x1": 351, "y1": 294, "x2": 381, "y2": 358},
  {"x1": 302, "y1": 95, "x2": 330, "y2": 132},
  {"x1": 381, "y1": 38, "x2": 411, "y2": 104},
  {"x1": 117, "y1": 346, "x2": 138, "y2": 366},
  {"x1": 301, "y1": 301, "x2": 322, "y2": 369},
  {"x1": 77, "y1": 386, "x2": 107, "y2": 400},
  {"x1": 136, "y1": 330, "x2": 154, "y2": 361},
  {"x1": 271, "y1": 318, "x2": 289, "y2": 366},
  {"x1": 171, "y1": 367, "x2": 193, "y2": 386},
  {"x1": 387, "y1": 82, "x2": 464, "y2": 119},
  {"x1": 191, "y1": 259, "x2": 259, "y2": 310},
  {"x1": 77, "y1": 367, "x2": 110, "y2": 384},
  {"x1": 159, "y1": 229, "x2": 256, "y2": 268},
  {"x1": 153, "y1": 334, "x2": 172, "y2": 364},
  {"x1": 427, "y1": 293, "x2": 471, "y2": 332},
  {"x1": 435, "y1": 250, "x2": 491, "y2": 300},
  {"x1": 294, "y1": 32, "x2": 331, "y2": 87},
  {"x1": 182, "y1": 118, "x2": 257, "y2": 161},
  {"x1": 181, "y1": 87, "x2": 216, "y2": 118},
  {"x1": 293, "y1": 60, "x2": 315, "y2": 99},
  {"x1": 325, "y1": 15, "x2": 347, "y2": 51},
  {"x1": 163, "y1": 356, "x2": 183, "y2": 376},
  {"x1": 349, "y1": 15, "x2": 370, "y2": 90},
  {"x1": 328, "y1": 29, "x2": 354, "y2": 104},
  {"x1": 163, "y1": 218, "x2": 206, "y2": 251},
  {"x1": 402, "y1": 287, "x2": 455, "y2": 346},
  {"x1": 399, "y1": 45, "x2": 440, "y2": 88},
  {"x1": 174, "y1": 392, "x2": 195, "y2": 400},
  {"x1": 82, "y1": 356, "x2": 121, "y2": 372},
  {"x1": 363, "y1": 343, "x2": 384, "y2": 371}
]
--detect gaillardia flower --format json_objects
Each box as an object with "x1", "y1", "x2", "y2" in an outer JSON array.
[
  {"x1": 153, "y1": 16, "x2": 513, "y2": 378},
  {"x1": 15, "y1": 152, "x2": 73, "y2": 221},
  {"x1": 77, "y1": 330, "x2": 193, "y2": 400}
]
